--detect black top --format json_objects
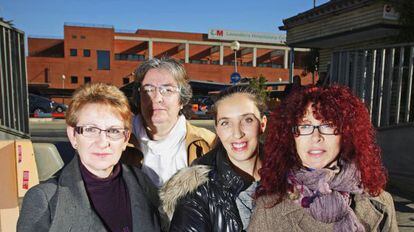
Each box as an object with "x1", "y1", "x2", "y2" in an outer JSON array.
[{"x1": 80, "y1": 162, "x2": 133, "y2": 232}]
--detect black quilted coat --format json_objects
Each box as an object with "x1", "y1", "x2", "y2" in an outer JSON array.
[{"x1": 168, "y1": 144, "x2": 253, "y2": 232}]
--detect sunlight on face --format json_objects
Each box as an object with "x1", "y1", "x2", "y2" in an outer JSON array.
[
  {"x1": 215, "y1": 93, "x2": 266, "y2": 169},
  {"x1": 67, "y1": 103, "x2": 129, "y2": 178},
  {"x1": 294, "y1": 104, "x2": 341, "y2": 169}
]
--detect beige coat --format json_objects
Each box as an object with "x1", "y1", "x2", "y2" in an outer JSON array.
[
  {"x1": 122, "y1": 121, "x2": 216, "y2": 166},
  {"x1": 248, "y1": 191, "x2": 398, "y2": 232}
]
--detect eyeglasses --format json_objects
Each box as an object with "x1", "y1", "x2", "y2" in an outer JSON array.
[
  {"x1": 292, "y1": 124, "x2": 339, "y2": 136},
  {"x1": 140, "y1": 84, "x2": 180, "y2": 97},
  {"x1": 75, "y1": 126, "x2": 128, "y2": 140}
]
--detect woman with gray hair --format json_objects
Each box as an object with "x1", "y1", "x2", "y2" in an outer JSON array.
[{"x1": 127, "y1": 57, "x2": 216, "y2": 188}]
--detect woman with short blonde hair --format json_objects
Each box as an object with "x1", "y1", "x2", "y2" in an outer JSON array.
[{"x1": 18, "y1": 83, "x2": 161, "y2": 232}]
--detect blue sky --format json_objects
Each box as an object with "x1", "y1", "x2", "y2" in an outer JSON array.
[{"x1": 1, "y1": 0, "x2": 329, "y2": 37}]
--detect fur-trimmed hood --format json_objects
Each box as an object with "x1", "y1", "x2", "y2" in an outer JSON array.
[{"x1": 159, "y1": 165, "x2": 211, "y2": 219}]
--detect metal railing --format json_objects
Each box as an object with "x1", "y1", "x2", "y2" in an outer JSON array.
[
  {"x1": 330, "y1": 43, "x2": 414, "y2": 127},
  {"x1": 0, "y1": 20, "x2": 30, "y2": 138}
]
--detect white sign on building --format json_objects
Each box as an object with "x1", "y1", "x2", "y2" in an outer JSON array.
[
  {"x1": 383, "y1": 4, "x2": 400, "y2": 20},
  {"x1": 208, "y1": 29, "x2": 286, "y2": 44}
]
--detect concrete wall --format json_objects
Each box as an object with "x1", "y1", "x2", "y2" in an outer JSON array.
[{"x1": 377, "y1": 125, "x2": 414, "y2": 195}]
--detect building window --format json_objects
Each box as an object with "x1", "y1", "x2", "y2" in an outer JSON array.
[
  {"x1": 115, "y1": 53, "x2": 145, "y2": 61},
  {"x1": 84, "y1": 76, "x2": 91, "y2": 84},
  {"x1": 123, "y1": 78, "x2": 130, "y2": 85},
  {"x1": 83, "y1": 49, "x2": 91, "y2": 57},
  {"x1": 72, "y1": 35, "x2": 77, "y2": 39},
  {"x1": 70, "y1": 49, "x2": 77, "y2": 56},
  {"x1": 97, "y1": 50, "x2": 110, "y2": 70},
  {"x1": 44, "y1": 68, "x2": 49, "y2": 83},
  {"x1": 81, "y1": 35, "x2": 86, "y2": 39},
  {"x1": 71, "y1": 76, "x2": 78, "y2": 84}
]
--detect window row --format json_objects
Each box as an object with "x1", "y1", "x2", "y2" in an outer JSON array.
[
  {"x1": 69, "y1": 76, "x2": 130, "y2": 85},
  {"x1": 71, "y1": 35, "x2": 86, "y2": 39},
  {"x1": 70, "y1": 49, "x2": 90, "y2": 57},
  {"x1": 70, "y1": 49, "x2": 110, "y2": 70},
  {"x1": 70, "y1": 76, "x2": 91, "y2": 84},
  {"x1": 115, "y1": 53, "x2": 145, "y2": 61}
]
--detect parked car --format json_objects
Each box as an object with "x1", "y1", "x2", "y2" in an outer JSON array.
[
  {"x1": 188, "y1": 96, "x2": 214, "y2": 119},
  {"x1": 29, "y1": 94, "x2": 67, "y2": 114}
]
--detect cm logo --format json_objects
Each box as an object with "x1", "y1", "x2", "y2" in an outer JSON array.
[{"x1": 210, "y1": 30, "x2": 224, "y2": 36}]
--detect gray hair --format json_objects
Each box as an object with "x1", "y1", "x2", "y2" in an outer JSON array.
[{"x1": 133, "y1": 58, "x2": 192, "y2": 107}]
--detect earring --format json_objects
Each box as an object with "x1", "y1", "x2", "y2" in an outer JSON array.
[{"x1": 73, "y1": 144, "x2": 78, "y2": 149}]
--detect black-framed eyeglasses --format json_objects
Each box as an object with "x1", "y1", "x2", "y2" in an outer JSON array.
[
  {"x1": 292, "y1": 124, "x2": 339, "y2": 136},
  {"x1": 75, "y1": 126, "x2": 128, "y2": 140},
  {"x1": 140, "y1": 84, "x2": 180, "y2": 97}
]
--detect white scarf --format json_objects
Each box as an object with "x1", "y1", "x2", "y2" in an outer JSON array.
[{"x1": 132, "y1": 115, "x2": 187, "y2": 188}]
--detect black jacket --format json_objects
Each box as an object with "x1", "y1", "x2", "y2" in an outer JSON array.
[{"x1": 162, "y1": 144, "x2": 252, "y2": 232}]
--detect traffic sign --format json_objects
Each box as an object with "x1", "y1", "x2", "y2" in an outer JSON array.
[{"x1": 230, "y1": 72, "x2": 241, "y2": 84}]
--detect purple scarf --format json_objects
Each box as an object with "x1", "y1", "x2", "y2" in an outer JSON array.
[{"x1": 288, "y1": 161, "x2": 365, "y2": 232}]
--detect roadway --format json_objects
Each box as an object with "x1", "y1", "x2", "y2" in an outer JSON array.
[{"x1": 29, "y1": 118, "x2": 414, "y2": 231}]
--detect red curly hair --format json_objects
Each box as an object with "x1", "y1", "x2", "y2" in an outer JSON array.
[{"x1": 257, "y1": 85, "x2": 387, "y2": 204}]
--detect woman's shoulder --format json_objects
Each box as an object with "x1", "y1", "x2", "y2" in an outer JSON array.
[
  {"x1": 353, "y1": 190, "x2": 398, "y2": 231},
  {"x1": 254, "y1": 194, "x2": 294, "y2": 211},
  {"x1": 26, "y1": 178, "x2": 59, "y2": 199},
  {"x1": 249, "y1": 195, "x2": 306, "y2": 231},
  {"x1": 355, "y1": 190, "x2": 394, "y2": 208},
  {"x1": 19, "y1": 177, "x2": 59, "y2": 216},
  {"x1": 185, "y1": 121, "x2": 216, "y2": 145},
  {"x1": 364, "y1": 190, "x2": 395, "y2": 212},
  {"x1": 373, "y1": 190, "x2": 394, "y2": 204}
]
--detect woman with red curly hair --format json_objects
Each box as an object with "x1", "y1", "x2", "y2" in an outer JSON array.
[{"x1": 249, "y1": 85, "x2": 398, "y2": 232}]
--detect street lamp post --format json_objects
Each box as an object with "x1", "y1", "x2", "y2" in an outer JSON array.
[
  {"x1": 61, "y1": 74, "x2": 66, "y2": 89},
  {"x1": 230, "y1": 41, "x2": 240, "y2": 73}
]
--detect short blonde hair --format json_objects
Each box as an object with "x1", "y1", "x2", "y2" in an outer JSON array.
[{"x1": 66, "y1": 83, "x2": 132, "y2": 130}]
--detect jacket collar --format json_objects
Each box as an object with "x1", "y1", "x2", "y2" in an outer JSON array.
[
  {"x1": 212, "y1": 144, "x2": 252, "y2": 195},
  {"x1": 353, "y1": 193, "x2": 384, "y2": 230},
  {"x1": 122, "y1": 165, "x2": 158, "y2": 232},
  {"x1": 50, "y1": 155, "x2": 105, "y2": 231},
  {"x1": 50, "y1": 155, "x2": 154, "y2": 232}
]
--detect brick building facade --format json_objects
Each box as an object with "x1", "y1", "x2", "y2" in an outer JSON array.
[{"x1": 27, "y1": 23, "x2": 313, "y2": 90}]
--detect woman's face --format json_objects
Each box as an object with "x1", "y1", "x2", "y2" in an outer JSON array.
[
  {"x1": 139, "y1": 68, "x2": 182, "y2": 132},
  {"x1": 215, "y1": 93, "x2": 267, "y2": 169},
  {"x1": 294, "y1": 104, "x2": 341, "y2": 169},
  {"x1": 67, "y1": 103, "x2": 130, "y2": 178}
]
